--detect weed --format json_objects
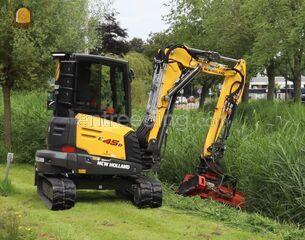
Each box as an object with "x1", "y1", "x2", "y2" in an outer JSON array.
[{"x1": 0, "y1": 209, "x2": 35, "y2": 240}]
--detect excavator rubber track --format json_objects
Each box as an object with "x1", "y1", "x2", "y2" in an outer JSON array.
[
  {"x1": 37, "y1": 174, "x2": 76, "y2": 211},
  {"x1": 132, "y1": 177, "x2": 162, "y2": 208},
  {"x1": 116, "y1": 176, "x2": 162, "y2": 208}
]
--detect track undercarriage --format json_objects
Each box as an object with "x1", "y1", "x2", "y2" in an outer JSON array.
[{"x1": 36, "y1": 173, "x2": 162, "y2": 211}]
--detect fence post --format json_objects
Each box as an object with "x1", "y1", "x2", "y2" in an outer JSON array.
[{"x1": 4, "y1": 153, "x2": 14, "y2": 182}]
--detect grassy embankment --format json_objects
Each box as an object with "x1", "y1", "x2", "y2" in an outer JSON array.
[
  {"x1": 1, "y1": 91, "x2": 305, "y2": 239},
  {"x1": 0, "y1": 165, "x2": 303, "y2": 240}
]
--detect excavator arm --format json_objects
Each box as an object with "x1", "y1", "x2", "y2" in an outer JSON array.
[
  {"x1": 136, "y1": 44, "x2": 246, "y2": 207},
  {"x1": 136, "y1": 45, "x2": 245, "y2": 165}
]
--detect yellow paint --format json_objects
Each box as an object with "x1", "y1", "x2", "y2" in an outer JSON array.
[
  {"x1": 147, "y1": 48, "x2": 196, "y2": 141},
  {"x1": 78, "y1": 169, "x2": 86, "y2": 174},
  {"x1": 202, "y1": 60, "x2": 246, "y2": 158},
  {"x1": 146, "y1": 46, "x2": 246, "y2": 160},
  {"x1": 55, "y1": 60, "x2": 60, "y2": 81},
  {"x1": 75, "y1": 114, "x2": 134, "y2": 160},
  {"x1": 16, "y1": 7, "x2": 31, "y2": 24}
]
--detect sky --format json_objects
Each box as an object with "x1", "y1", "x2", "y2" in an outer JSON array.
[{"x1": 112, "y1": 0, "x2": 170, "y2": 40}]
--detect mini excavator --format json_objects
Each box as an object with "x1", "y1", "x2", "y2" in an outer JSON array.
[{"x1": 35, "y1": 44, "x2": 246, "y2": 210}]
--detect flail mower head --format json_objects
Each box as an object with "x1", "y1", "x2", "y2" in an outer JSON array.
[{"x1": 177, "y1": 171, "x2": 245, "y2": 208}]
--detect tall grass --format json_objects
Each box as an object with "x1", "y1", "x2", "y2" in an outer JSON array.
[
  {"x1": 160, "y1": 100, "x2": 305, "y2": 225},
  {"x1": 164, "y1": 187, "x2": 305, "y2": 239},
  {"x1": 224, "y1": 101, "x2": 305, "y2": 225},
  {"x1": 0, "y1": 90, "x2": 50, "y2": 164}
]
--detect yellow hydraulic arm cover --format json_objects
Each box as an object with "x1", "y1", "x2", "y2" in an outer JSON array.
[
  {"x1": 137, "y1": 45, "x2": 246, "y2": 165},
  {"x1": 201, "y1": 59, "x2": 246, "y2": 158}
]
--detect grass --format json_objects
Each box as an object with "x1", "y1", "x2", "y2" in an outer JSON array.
[
  {"x1": 1, "y1": 90, "x2": 305, "y2": 226},
  {"x1": 158, "y1": 101, "x2": 305, "y2": 226},
  {"x1": 0, "y1": 209, "x2": 36, "y2": 240},
  {"x1": 0, "y1": 90, "x2": 50, "y2": 164},
  {"x1": 224, "y1": 101, "x2": 305, "y2": 224},
  {"x1": 1, "y1": 164, "x2": 302, "y2": 240},
  {"x1": 0, "y1": 180, "x2": 14, "y2": 197}
]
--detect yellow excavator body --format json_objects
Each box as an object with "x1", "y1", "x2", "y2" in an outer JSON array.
[{"x1": 76, "y1": 114, "x2": 133, "y2": 160}]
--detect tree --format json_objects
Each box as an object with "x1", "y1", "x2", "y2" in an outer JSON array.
[
  {"x1": 0, "y1": 0, "x2": 97, "y2": 150},
  {"x1": 244, "y1": 0, "x2": 305, "y2": 102},
  {"x1": 129, "y1": 38, "x2": 144, "y2": 53},
  {"x1": 0, "y1": 1, "x2": 14, "y2": 150},
  {"x1": 165, "y1": 0, "x2": 256, "y2": 103},
  {"x1": 93, "y1": 13, "x2": 129, "y2": 56},
  {"x1": 143, "y1": 32, "x2": 174, "y2": 60}
]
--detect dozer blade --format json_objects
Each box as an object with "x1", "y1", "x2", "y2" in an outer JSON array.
[{"x1": 177, "y1": 174, "x2": 245, "y2": 209}]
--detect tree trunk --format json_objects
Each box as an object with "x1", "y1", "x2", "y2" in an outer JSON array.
[
  {"x1": 242, "y1": 80, "x2": 250, "y2": 102},
  {"x1": 266, "y1": 60, "x2": 276, "y2": 101},
  {"x1": 199, "y1": 83, "x2": 211, "y2": 109},
  {"x1": 294, "y1": 74, "x2": 302, "y2": 103},
  {"x1": 2, "y1": 82, "x2": 12, "y2": 151},
  {"x1": 293, "y1": 50, "x2": 302, "y2": 103}
]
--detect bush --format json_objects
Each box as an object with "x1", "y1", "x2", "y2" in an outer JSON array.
[{"x1": 0, "y1": 90, "x2": 50, "y2": 164}]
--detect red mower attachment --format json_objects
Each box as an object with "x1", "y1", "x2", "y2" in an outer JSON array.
[{"x1": 177, "y1": 173, "x2": 245, "y2": 209}]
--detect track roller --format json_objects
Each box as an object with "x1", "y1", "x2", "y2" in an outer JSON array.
[{"x1": 37, "y1": 174, "x2": 76, "y2": 211}]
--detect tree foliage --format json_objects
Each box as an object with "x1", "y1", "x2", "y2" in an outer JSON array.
[
  {"x1": 0, "y1": 0, "x2": 97, "y2": 90},
  {"x1": 0, "y1": 0, "x2": 100, "y2": 150},
  {"x1": 161, "y1": 0, "x2": 305, "y2": 102},
  {"x1": 143, "y1": 32, "x2": 175, "y2": 60},
  {"x1": 124, "y1": 52, "x2": 152, "y2": 106},
  {"x1": 93, "y1": 13, "x2": 129, "y2": 56},
  {"x1": 129, "y1": 37, "x2": 144, "y2": 53},
  {"x1": 244, "y1": 0, "x2": 305, "y2": 102}
]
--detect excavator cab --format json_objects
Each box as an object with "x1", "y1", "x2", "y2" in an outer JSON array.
[{"x1": 49, "y1": 53, "x2": 132, "y2": 124}]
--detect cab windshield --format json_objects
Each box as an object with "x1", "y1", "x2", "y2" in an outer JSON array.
[{"x1": 75, "y1": 61, "x2": 127, "y2": 116}]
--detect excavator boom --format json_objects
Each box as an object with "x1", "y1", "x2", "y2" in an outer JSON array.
[{"x1": 136, "y1": 44, "x2": 246, "y2": 207}]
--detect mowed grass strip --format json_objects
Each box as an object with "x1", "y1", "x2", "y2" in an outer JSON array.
[{"x1": 0, "y1": 165, "x2": 278, "y2": 240}]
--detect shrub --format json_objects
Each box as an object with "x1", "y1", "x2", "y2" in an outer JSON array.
[{"x1": 124, "y1": 52, "x2": 152, "y2": 107}]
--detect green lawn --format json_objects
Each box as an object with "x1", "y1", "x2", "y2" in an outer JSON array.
[{"x1": 0, "y1": 165, "x2": 296, "y2": 240}]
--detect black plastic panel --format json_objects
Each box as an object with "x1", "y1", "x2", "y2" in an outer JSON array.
[
  {"x1": 59, "y1": 76, "x2": 74, "y2": 88},
  {"x1": 124, "y1": 132, "x2": 142, "y2": 164},
  {"x1": 60, "y1": 61, "x2": 76, "y2": 75},
  {"x1": 58, "y1": 88, "x2": 73, "y2": 104},
  {"x1": 47, "y1": 117, "x2": 77, "y2": 150}
]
